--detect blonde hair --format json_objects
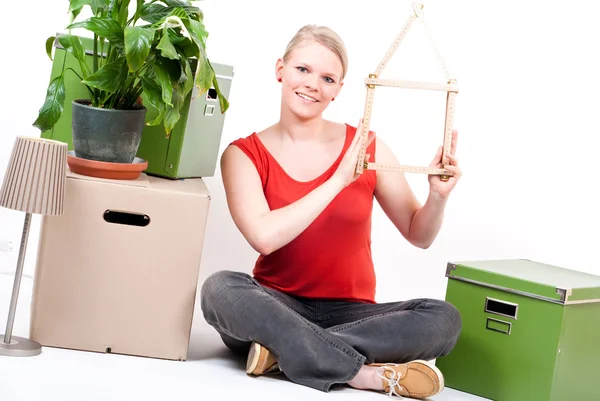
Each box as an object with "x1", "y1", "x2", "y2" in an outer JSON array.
[{"x1": 283, "y1": 25, "x2": 349, "y2": 81}]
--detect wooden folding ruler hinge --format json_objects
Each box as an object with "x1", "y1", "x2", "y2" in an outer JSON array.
[{"x1": 355, "y1": 2, "x2": 459, "y2": 182}]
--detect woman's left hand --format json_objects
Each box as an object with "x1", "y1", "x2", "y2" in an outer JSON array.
[{"x1": 428, "y1": 129, "x2": 462, "y2": 199}]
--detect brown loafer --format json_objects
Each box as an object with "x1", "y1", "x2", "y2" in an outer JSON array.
[
  {"x1": 246, "y1": 342, "x2": 280, "y2": 375},
  {"x1": 370, "y1": 360, "x2": 444, "y2": 399}
]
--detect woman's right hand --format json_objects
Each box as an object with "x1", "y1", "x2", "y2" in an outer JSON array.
[{"x1": 332, "y1": 119, "x2": 374, "y2": 189}]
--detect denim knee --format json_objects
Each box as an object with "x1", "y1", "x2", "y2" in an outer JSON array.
[
  {"x1": 200, "y1": 270, "x2": 241, "y2": 315},
  {"x1": 435, "y1": 300, "x2": 462, "y2": 356}
]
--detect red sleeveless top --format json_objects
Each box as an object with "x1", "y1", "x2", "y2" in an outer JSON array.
[{"x1": 231, "y1": 124, "x2": 378, "y2": 303}]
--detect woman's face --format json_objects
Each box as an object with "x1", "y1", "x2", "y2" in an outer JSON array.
[{"x1": 276, "y1": 40, "x2": 344, "y2": 120}]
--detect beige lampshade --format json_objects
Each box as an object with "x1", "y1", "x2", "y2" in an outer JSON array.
[{"x1": 0, "y1": 136, "x2": 68, "y2": 216}]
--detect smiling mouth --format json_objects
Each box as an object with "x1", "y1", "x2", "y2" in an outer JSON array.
[{"x1": 296, "y1": 92, "x2": 318, "y2": 102}]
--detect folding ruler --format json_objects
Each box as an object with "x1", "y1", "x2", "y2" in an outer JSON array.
[{"x1": 355, "y1": 2, "x2": 458, "y2": 181}]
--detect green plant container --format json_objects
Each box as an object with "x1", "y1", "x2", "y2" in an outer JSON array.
[
  {"x1": 40, "y1": 35, "x2": 234, "y2": 179},
  {"x1": 435, "y1": 259, "x2": 600, "y2": 401}
]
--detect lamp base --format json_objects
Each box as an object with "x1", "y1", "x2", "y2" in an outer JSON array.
[{"x1": 0, "y1": 335, "x2": 42, "y2": 357}]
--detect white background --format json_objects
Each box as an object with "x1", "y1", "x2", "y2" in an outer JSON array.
[
  {"x1": 1, "y1": 2, "x2": 598, "y2": 401},
  {"x1": 1, "y1": 0, "x2": 599, "y2": 313}
]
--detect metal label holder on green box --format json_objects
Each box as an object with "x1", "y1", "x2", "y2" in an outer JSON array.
[
  {"x1": 41, "y1": 35, "x2": 233, "y2": 179},
  {"x1": 435, "y1": 259, "x2": 600, "y2": 401}
]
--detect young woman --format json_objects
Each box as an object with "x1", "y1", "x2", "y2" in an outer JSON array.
[{"x1": 201, "y1": 25, "x2": 462, "y2": 399}]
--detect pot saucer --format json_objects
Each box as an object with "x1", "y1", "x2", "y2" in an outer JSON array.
[{"x1": 67, "y1": 151, "x2": 148, "y2": 180}]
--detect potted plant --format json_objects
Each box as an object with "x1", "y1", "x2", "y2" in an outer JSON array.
[{"x1": 33, "y1": 0, "x2": 229, "y2": 164}]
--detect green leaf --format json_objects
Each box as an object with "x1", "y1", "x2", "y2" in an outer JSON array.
[
  {"x1": 124, "y1": 26, "x2": 155, "y2": 72},
  {"x1": 70, "y1": 7, "x2": 82, "y2": 20},
  {"x1": 69, "y1": 0, "x2": 110, "y2": 15},
  {"x1": 158, "y1": 57, "x2": 182, "y2": 81},
  {"x1": 67, "y1": 17, "x2": 124, "y2": 48},
  {"x1": 164, "y1": 83, "x2": 184, "y2": 135},
  {"x1": 33, "y1": 74, "x2": 66, "y2": 132},
  {"x1": 157, "y1": 31, "x2": 180, "y2": 60},
  {"x1": 178, "y1": 39, "x2": 199, "y2": 59},
  {"x1": 57, "y1": 34, "x2": 90, "y2": 78},
  {"x1": 166, "y1": 6, "x2": 189, "y2": 21},
  {"x1": 146, "y1": 104, "x2": 166, "y2": 127},
  {"x1": 162, "y1": 0, "x2": 203, "y2": 21},
  {"x1": 182, "y1": 60, "x2": 193, "y2": 99},
  {"x1": 82, "y1": 57, "x2": 128, "y2": 92},
  {"x1": 68, "y1": 0, "x2": 89, "y2": 13},
  {"x1": 186, "y1": 19, "x2": 208, "y2": 48},
  {"x1": 211, "y1": 67, "x2": 230, "y2": 113},
  {"x1": 45, "y1": 36, "x2": 55, "y2": 61},
  {"x1": 163, "y1": 0, "x2": 193, "y2": 7},
  {"x1": 166, "y1": 28, "x2": 189, "y2": 46},
  {"x1": 140, "y1": 77, "x2": 162, "y2": 109},
  {"x1": 139, "y1": 4, "x2": 201, "y2": 24},
  {"x1": 117, "y1": 0, "x2": 131, "y2": 25},
  {"x1": 158, "y1": 13, "x2": 192, "y2": 40},
  {"x1": 184, "y1": 18, "x2": 213, "y2": 94},
  {"x1": 133, "y1": 0, "x2": 144, "y2": 22},
  {"x1": 194, "y1": 47, "x2": 214, "y2": 93},
  {"x1": 138, "y1": 3, "x2": 166, "y2": 24},
  {"x1": 181, "y1": 17, "x2": 229, "y2": 113},
  {"x1": 141, "y1": 77, "x2": 166, "y2": 126},
  {"x1": 107, "y1": 0, "x2": 118, "y2": 19},
  {"x1": 153, "y1": 61, "x2": 173, "y2": 106}
]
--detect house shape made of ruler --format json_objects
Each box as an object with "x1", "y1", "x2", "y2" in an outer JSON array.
[{"x1": 355, "y1": 2, "x2": 458, "y2": 182}]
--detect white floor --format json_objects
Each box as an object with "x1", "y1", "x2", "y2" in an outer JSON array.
[{"x1": 0, "y1": 273, "x2": 489, "y2": 401}]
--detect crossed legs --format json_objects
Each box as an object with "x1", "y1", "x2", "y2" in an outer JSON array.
[{"x1": 200, "y1": 271, "x2": 461, "y2": 396}]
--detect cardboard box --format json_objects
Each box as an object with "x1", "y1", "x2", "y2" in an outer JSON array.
[
  {"x1": 30, "y1": 170, "x2": 210, "y2": 360},
  {"x1": 435, "y1": 259, "x2": 600, "y2": 401}
]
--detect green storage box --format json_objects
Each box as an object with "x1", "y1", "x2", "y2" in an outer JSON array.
[
  {"x1": 40, "y1": 36, "x2": 233, "y2": 179},
  {"x1": 435, "y1": 259, "x2": 600, "y2": 401}
]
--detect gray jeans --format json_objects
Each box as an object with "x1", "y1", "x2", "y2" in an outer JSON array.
[{"x1": 200, "y1": 270, "x2": 461, "y2": 392}]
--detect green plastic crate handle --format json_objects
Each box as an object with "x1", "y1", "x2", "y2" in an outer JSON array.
[{"x1": 486, "y1": 317, "x2": 511, "y2": 335}]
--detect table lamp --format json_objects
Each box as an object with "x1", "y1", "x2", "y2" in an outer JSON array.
[{"x1": 0, "y1": 136, "x2": 67, "y2": 357}]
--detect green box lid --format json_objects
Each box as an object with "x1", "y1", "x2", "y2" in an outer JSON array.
[{"x1": 446, "y1": 259, "x2": 600, "y2": 304}]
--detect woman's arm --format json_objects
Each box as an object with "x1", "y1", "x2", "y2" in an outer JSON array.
[
  {"x1": 374, "y1": 131, "x2": 461, "y2": 249},
  {"x1": 221, "y1": 125, "x2": 369, "y2": 256}
]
